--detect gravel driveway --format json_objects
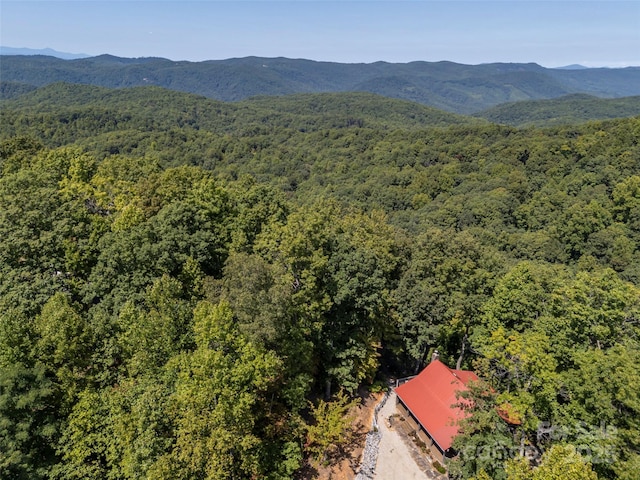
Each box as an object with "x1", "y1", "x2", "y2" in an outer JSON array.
[{"x1": 373, "y1": 391, "x2": 445, "y2": 480}]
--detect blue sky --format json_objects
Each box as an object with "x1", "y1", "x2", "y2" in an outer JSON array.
[{"x1": 2, "y1": 1, "x2": 639, "y2": 67}]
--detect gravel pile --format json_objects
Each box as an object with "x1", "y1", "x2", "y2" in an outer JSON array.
[
  {"x1": 355, "y1": 430, "x2": 381, "y2": 479},
  {"x1": 355, "y1": 390, "x2": 391, "y2": 479}
]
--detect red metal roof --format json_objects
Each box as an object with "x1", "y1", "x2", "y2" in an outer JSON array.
[{"x1": 395, "y1": 359, "x2": 478, "y2": 452}]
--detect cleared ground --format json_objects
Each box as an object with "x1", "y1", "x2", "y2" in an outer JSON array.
[{"x1": 373, "y1": 391, "x2": 446, "y2": 480}]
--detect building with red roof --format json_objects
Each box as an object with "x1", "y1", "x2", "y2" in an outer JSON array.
[{"x1": 395, "y1": 358, "x2": 479, "y2": 463}]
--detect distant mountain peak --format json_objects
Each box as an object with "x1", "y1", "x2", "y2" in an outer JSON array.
[{"x1": 554, "y1": 64, "x2": 589, "y2": 70}]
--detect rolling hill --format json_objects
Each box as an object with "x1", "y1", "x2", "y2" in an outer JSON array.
[
  {"x1": 0, "y1": 83, "x2": 472, "y2": 137},
  {"x1": 475, "y1": 94, "x2": 640, "y2": 126}
]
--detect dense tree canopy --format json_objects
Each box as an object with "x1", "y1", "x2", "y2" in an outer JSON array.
[{"x1": 1, "y1": 83, "x2": 639, "y2": 478}]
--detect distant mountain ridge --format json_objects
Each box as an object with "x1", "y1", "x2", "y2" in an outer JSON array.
[
  {"x1": 0, "y1": 46, "x2": 90, "y2": 60},
  {"x1": 1, "y1": 54, "x2": 639, "y2": 114}
]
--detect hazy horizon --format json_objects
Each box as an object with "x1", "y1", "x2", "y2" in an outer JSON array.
[
  {"x1": 2, "y1": 1, "x2": 639, "y2": 69},
  {"x1": 1, "y1": 45, "x2": 638, "y2": 70}
]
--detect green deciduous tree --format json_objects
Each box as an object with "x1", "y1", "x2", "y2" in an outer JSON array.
[
  {"x1": 548, "y1": 268, "x2": 640, "y2": 354},
  {"x1": 0, "y1": 363, "x2": 60, "y2": 480},
  {"x1": 505, "y1": 445, "x2": 598, "y2": 480},
  {"x1": 396, "y1": 228, "x2": 501, "y2": 372},
  {"x1": 449, "y1": 380, "x2": 517, "y2": 480},
  {"x1": 305, "y1": 390, "x2": 358, "y2": 464},
  {"x1": 151, "y1": 301, "x2": 284, "y2": 479},
  {"x1": 118, "y1": 274, "x2": 196, "y2": 377},
  {"x1": 34, "y1": 293, "x2": 93, "y2": 404}
]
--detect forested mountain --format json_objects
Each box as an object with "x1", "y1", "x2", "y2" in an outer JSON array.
[
  {"x1": 476, "y1": 94, "x2": 640, "y2": 126},
  {"x1": 1, "y1": 82, "x2": 640, "y2": 480},
  {"x1": 2, "y1": 54, "x2": 639, "y2": 113}
]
